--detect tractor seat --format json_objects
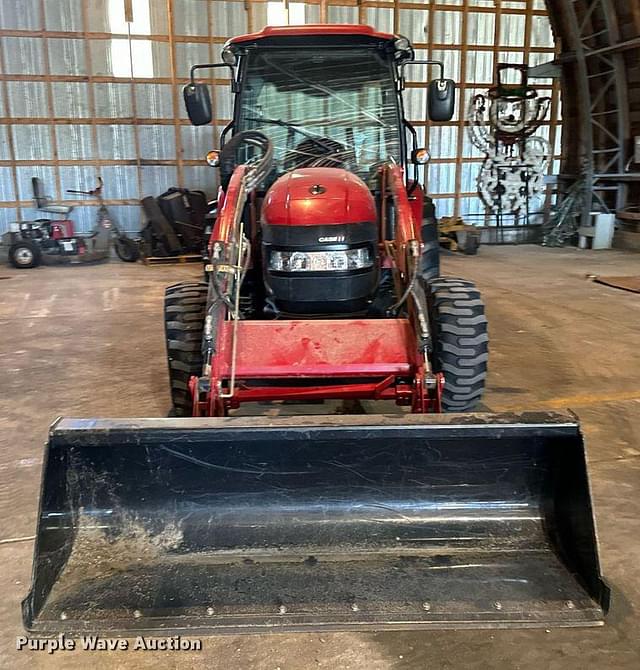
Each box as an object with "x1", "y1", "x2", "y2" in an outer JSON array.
[
  {"x1": 31, "y1": 177, "x2": 74, "y2": 215},
  {"x1": 284, "y1": 138, "x2": 348, "y2": 172},
  {"x1": 38, "y1": 203, "x2": 73, "y2": 214}
]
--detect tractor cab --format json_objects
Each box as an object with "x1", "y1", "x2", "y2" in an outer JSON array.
[
  {"x1": 183, "y1": 26, "x2": 456, "y2": 317},
  {"x1": 230, "y1": 31, "x2": 404, "y2": 187},
  {"x1": 184, "y1": 25, "x2": 455, "y2": 191}
]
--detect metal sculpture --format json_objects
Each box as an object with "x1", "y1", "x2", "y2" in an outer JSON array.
[{"x1": 468, "y1": 64, "x2": 551, "y2": 215}]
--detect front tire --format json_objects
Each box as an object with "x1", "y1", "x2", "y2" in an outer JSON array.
[
  {"x1": 426, "y1": 277, "x2": 488, "y2": 411},
  {"x1": 115, "y1": 237, "x2": 140, "y2": 262},
  {"x1": 164, "y1": 282, "x2": 207, "y2": 416},
  {"x1": 9, "y1": 240, "x2": 42, "y2": 269}
]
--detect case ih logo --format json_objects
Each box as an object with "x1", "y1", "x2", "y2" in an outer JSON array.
[{"x1": 318, "y1": 235, "x2": 345, "y2": 243}]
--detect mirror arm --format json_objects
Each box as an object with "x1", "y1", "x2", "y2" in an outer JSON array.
[
  {"x1": 189, "y1": 62, "x2": 233, "y2": 84},
  {"x1": 189, "y1": 62, "x2": 237, "y2": 91},
  {"x1": 401, "y1": 59, "x2": 445, "y2": 82}
]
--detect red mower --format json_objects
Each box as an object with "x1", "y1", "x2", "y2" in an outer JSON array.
[{"x1": 2, "y1": 177, "x2": 139, "y2": 268}]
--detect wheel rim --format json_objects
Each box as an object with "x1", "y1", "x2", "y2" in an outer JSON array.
[{"x1": 15, "y1": 247, "x2": 34, "y2": 265}]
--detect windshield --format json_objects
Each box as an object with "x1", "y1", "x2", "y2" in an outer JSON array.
[{"x1": 235, "y1": 48, "x2": 402, "y2": 184}]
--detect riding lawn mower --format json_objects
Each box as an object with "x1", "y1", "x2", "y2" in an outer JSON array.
[
  {"x1": 24, "y1": 25, "x2": 608, "y2": 635},
  {"x1": 2, "y1": 177, "x2": 139, "y2": 268},
  {"x1": 438, "y1": 215, "x2": 481, "y2": 255}
]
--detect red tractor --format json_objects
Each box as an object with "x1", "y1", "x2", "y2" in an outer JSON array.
[
  {"x1": 24, "y1": 26, "x2": 608, "y2": 635},
  {"x1": 173, "y1": 25, "x2": 486, "y2": 417}
]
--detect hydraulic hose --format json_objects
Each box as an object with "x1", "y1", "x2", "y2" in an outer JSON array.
[{"x1": 387, "y1": 240, "x2": 421, "y2": 315}]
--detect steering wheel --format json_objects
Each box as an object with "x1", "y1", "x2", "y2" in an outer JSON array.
[{"x1": 284, "y1": 137, "x2": 348, "y2": 172}]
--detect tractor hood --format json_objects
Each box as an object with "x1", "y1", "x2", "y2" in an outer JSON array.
[{"x1": 261, "y1": 167, "x2": 377, "y2": 227}]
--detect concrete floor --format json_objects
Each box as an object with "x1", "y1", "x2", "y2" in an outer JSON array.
[{"x1": 0, "y1": 245, "x2": 639, "y2": 669}]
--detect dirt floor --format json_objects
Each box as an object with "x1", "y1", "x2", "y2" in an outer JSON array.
[{"x1": 0, "y1": 245, "x2": 639, "y2": 669}]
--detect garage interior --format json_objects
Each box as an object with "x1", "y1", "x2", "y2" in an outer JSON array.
[{"x1": 0, "y1": 1, "x2": 639, "y2": 669}]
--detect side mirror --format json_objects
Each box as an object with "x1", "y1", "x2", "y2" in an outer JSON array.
[
  {"x1": 183, "y1": 83, "x2": 212, "y2": 126},
  {"x1": 428, "y1": 79, "x2": 456, "y2": 122}
]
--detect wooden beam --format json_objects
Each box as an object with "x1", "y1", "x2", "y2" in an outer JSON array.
[
  {"x1": 0, "y1": 27, "x2": 19, "y2": 215},
  {"x1": 123, "y1": 0, "x2": 134, "y2": 24},
  {"x1": 320, "y1": 0, "x2": 328, "y2": 23},
  {"x1": 453, "y1": 0, "x2": 470, "y2": 218},
  {"x1": 80, "y1": 0, "x2": 100, "y2": 209},
  {"x1": 39, "y1": 0, "x2": 62, "y2": 205},
  {"x1": 167, "y1": 0, "x2": 184, "y2": 187}
]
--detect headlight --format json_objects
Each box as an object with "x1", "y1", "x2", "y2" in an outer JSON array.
[
  {"x1": 205, "y1": 149, "x2": 220, "y2": 167},
  {"x1": 269, "y1": 247, "x2": 373, "y2": 272}
]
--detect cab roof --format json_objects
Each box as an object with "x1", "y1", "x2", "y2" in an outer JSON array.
[{"x1": 227, "y1": 24, "x2": 396, "y2": 47}]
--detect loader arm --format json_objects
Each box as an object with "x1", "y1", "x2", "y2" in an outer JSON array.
[
  {"x1": 385, "y1": 162, "x2": 422, "y2": 277},
  {"x1": 193, "y1": 154, "x2": 441, "y2": 416}
]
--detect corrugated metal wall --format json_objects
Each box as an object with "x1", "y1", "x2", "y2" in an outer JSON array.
[{"x1": 0, "y1": 0, "x2": 560, "y2": 231}]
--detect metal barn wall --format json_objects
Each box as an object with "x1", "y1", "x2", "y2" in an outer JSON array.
[
  {"x1": 546, "y1": 0, "x2": 640, "y2": 227},
  {"x1": 0, "y1": 0, "x2": 560, "y2": 231}
]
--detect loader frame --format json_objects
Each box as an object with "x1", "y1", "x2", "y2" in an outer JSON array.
[{"x1": 191, "y1": 162, "x2": 442, "y2": 416}]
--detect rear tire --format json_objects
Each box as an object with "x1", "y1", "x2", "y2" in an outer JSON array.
[
  {"x1": 421, "y1": 196, "x2": 440, "y2": 280},
  {"x1": 164, "y1": 281, "x2": 208, "y2": 416},
  {"x1": 9, "y1": 240, "x2": 41, "y2": 269},
  {"x1": 426, "y1": 277, "x2": 488, "y2": 411}
]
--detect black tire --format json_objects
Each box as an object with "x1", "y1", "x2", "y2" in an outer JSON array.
[
  {"x1": 460, "y1": 232, "x2": 480, "y2": 256},
  {"x1": 426, "y1": 276, "x2": 488, "y2": 411},
  {"x1": 421, "y1": 196, "x2": 440, "y2": 280},
  {"x1": 115, "y1": 237, "x2": 140, "y2": 262},
  {"x1": 164, "y1": 281, "x2": 208, "y2": 416},
  {"x1": 9, "y1": 240, "x2": 42, "y2": 269}
]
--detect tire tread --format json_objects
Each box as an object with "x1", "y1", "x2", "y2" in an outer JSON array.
[
  {"x1": 164, "y1": 281, "x2": 207, "y2": 416},
  {"x1": 427, "y1": 276, "x2": 488, "y2": 412}
]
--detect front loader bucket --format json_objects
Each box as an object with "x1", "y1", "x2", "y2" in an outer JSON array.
[{"x1": 24, "y1": 412, "x2": 609, "y2": 634}]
